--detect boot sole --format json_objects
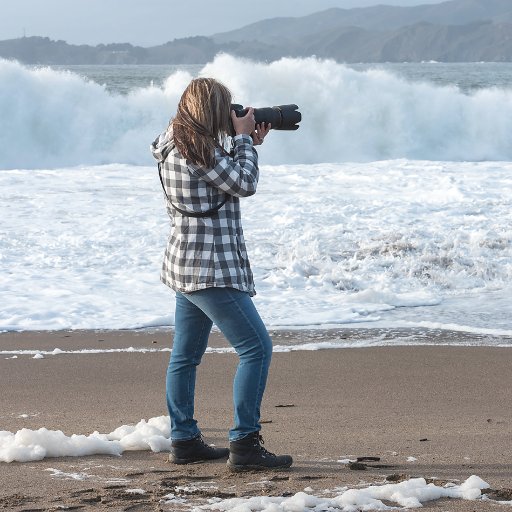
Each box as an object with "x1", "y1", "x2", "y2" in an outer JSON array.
[
  {"x1": 227, "y1": 460, "x2": 293, "y2": 472},
  {"x1": 170, "y1": 456, "x2": 228, "y2": 464},
  {"x1": 170, "y1": 452, "x2": 229, "y2": 465},
  {"x1": 170, "y1": 457, "x2": 209, "y2": 464}
]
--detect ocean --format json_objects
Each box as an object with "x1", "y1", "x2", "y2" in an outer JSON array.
[{"x1": 1, "y1": 55, "x2": 512, "y2": 338}]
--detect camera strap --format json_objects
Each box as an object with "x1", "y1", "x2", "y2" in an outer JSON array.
[{"x1": 158, "y1": 147, "x2": 228, "y2": 218}]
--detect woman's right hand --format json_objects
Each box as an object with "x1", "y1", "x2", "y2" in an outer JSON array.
[{"x1": 231, "y1": 107, "x2": 256, "y2": 136}]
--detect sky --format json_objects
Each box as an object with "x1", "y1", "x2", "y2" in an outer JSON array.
[{"x1": 1, "y1": 0, "x2": 446, "y2": 47}]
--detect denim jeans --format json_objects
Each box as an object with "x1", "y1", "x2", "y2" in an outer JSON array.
[{"x1": 166, "y1": 287, "x2": 273, "y2": 442}]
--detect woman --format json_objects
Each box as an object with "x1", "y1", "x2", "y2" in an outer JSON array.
[{"x1": 151, "y1": 78, "x2": 292, "y2": 471}]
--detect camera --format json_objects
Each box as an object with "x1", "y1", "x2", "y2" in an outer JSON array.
[{"x1": 231, "y1": 104, "x2": 301, "y2": 132}]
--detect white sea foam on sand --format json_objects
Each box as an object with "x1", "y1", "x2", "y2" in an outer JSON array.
[
  {"x1": 0, "y1": 417, "x2": 493, "y2": 509},
  {"x1": 45, "y1": 468, "x2": 93, "y2": 481},
  {"x1": 191, "y1": 476, "x2": 490, "y2": 511},
  {"x1": 0, "y1": 417, "x2": 500, "y2": 510},
  {"x1": 0, "y1": 416, "x2": 171, "y2": 463}
]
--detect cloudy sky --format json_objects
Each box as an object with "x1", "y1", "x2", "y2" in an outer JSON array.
[{"x1": 1, "y1": 0, "x2": 445, "y2": 46}]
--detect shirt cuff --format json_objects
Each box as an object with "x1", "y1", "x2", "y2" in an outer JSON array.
[{"x1": 233, "y1": 134, "x2": 253, "y2": 146}]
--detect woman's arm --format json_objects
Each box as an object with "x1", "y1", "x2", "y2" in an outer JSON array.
[
  {"x1": 192, "y1": 109, "x2": 261, "y2": 197},
  {"x1": 193, "y1": 136, "x2": 259, "y2": 197}
]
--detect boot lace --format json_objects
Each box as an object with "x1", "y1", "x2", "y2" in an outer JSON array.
[
  {"x1": 197, "y1": 434, "x2": 214, "y2": 449},
  {"x1": 255, "y1": 434, "x2": 276, "y2": 457}
]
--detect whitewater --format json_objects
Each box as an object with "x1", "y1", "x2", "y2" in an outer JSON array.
[{"x1": 1, "y1": 54, "x2": 512, "y2": 337}]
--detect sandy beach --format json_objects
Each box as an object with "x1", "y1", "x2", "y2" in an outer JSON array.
[{"x1": 1, "y1": 328, "x2": 511, "y2": 511}]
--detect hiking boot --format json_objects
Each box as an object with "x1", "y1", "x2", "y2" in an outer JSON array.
[
  {"x1": 227, "y1": 432, "x2": 293, "y2": 471},
  {"x1": 170, "y1": 434, "x2": 229, "y2": 464}
]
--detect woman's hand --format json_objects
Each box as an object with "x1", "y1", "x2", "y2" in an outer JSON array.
[
  {"x1": 231, "y1": 107, "x2": 256, "y2": 136},
  {"x1": 251, "y1": 122, "x2": 271, "y2": 146}
]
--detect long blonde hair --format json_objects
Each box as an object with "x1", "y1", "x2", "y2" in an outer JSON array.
[{"x1": 171, "y1": 78, "x2": 232, "y2": 168}]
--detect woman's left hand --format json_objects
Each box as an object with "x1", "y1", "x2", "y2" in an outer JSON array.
[{"x1": 251, "y1": 122, "x2": 271, "y2": 146}]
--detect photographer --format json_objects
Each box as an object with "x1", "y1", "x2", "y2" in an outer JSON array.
[{"x1": 151, "y1": 77, "x2": 292, "y2": 471}]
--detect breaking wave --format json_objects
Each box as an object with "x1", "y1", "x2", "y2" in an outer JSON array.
[{"x1": 1, "y1": 54, "x2": 512, "y2": 169}]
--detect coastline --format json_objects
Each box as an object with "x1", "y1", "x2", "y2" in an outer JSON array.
[
  {"x1": 1, "y1": 329, "x2": 511, "y2": 510},
  {"x1": 1, "y1": 325, "x2": 511, "y2": 352}
]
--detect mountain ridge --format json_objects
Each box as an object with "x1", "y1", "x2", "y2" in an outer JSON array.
[
  {"x1": 211, "y1": 0, "x2": 512, "y2": 43},
  {"x1": 1, "y1": 0, "x2": 512, "y2": 64}
]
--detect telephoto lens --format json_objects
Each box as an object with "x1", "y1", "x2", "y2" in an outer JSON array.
[{"x1": 231, "y1": 104, "x2": 301, "y2": 131}]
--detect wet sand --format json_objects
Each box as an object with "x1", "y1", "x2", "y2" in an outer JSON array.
[{"x1": 0, "y1": 328, "x2": 511, "y2": 511}]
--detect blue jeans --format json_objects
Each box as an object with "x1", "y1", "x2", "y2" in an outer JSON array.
[{"x1": 166, "y1": 287, "x2": 273, "y2": 441}]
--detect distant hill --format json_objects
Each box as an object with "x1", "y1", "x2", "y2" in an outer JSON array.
[
  {"x1": 301, "y1": 20, "x2": 512, "y2": 62},
  {"x1": 212, "y1": 0, "x2": 512, "y2": 43},
  {"x1": 1, "y1": 0, "x2": 512, "y2": 64},
  {"x1": 0, "y1": 37, "x2": 147, "y2": 65}
]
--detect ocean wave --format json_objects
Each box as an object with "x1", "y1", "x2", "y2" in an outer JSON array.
[
  {"x1": 1, "y1": 55, "x2": 512, "y2": 169},
  {"x1": 1, "y1": 161, "x2": 511, "y2": 331}
]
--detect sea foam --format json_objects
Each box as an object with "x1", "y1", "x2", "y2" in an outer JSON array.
[
  {"x1": 0, "y1": 418, "x2": 492, "y2": 509},
  {"x1": 1, "y1": 161, "x2": 511, "y2": 333},
  {"x1": 1, "y1": 54, "x2": 512, "y2": 169}
]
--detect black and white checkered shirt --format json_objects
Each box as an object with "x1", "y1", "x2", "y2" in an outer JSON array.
[{"x1": 151, "y1": 130, "x2": 258, "y2": 296}]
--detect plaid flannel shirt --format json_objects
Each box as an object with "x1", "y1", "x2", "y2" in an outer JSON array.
[{"x1": 151, "y1": 131, "x2": 258, "y2": 296}]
